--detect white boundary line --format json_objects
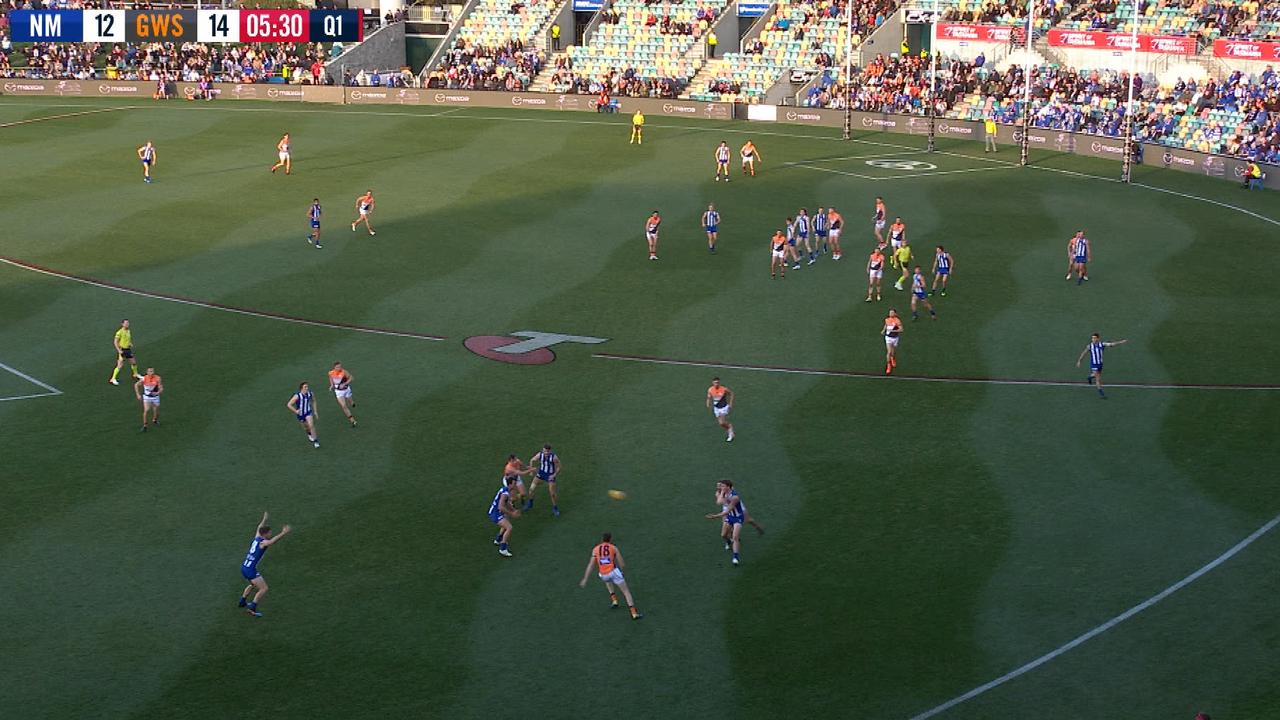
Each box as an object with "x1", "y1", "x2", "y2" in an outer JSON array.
[
  {"x1": 908, "y1": 513, "x2": 1280, "y2": 720},
  {"x1": 591, "y1": 353, "x2": 1280, "y2": 391},
  {"x1": 0, "y1": 259, "x2": 447, "y2": 342},
  {"x1": 0, "y1": 105, "x2": 134, "y2": 129},
  {"x1": 781, "y1": 149, "x2": 929, "y2": 166},
  {"x1": 878, "y1": 165, "x2": 1014, "y2": 181},
  {"x1": 0, "y1": 361, "x2": 63, "y2": 402}
]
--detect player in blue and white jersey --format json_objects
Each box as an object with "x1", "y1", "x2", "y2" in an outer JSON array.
[
  {"x1": 285, "y1": 381, "x2": 320, "y2": 448},
  {"x1": 910, "y1": 266, "x2": 937, "y2": 320},
  {"x1": 794, "y1": 208, "x2": 814, "y2": 264},
  {"x1": 813, "y1": 206, "x2": 829, "y2": 256},
  {"x1": 784, "y1": 216, "x2": 801, "y2": 270},
  {"x1": 238, "y1": 511, "x2": 292, "y2": 617},
  {"x1": 931, "y1": 246, "x2": 953, "y2": 296},
  {"x1": 705, "y1": 480, "x2": 764, "y2": 566},
  {"x1": 525, "y1": 443, "x2": 562, "y2": 516},
  {"x1": 702, "y1": 204, "x2": 720, "y2": 254},
  {"x1": 1067, "y1": 231, "x2": 1090, "y2": 285},
  {"x1": 714, "y1": 141, "x2": 732, "y2": 182},
  {"x1": 1076, "y1": 333, "x2": 1127, "y2": 398},
  {"x1": 136, "y1": 141, "x2": 156, "y2": 183},
  {"x1": 488, "y1": 476, "x2": 522, "y2": 557},
  {"x1": 306, "y1": 198, "x2": 323, "y2": 249}
]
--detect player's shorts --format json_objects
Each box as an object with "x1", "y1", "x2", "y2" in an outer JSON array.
[
  {"x1": 1090, "y1": 363, "x2": 1102, "y2": 373},
  {"x1": 717, "y1": 160, "x2": 730, "y2": 167},
  {"x1": 296, "y1": 411, "x2": 313, "y2": 422},
  {"x1": 646, "y1": 231, "x2": 658, "y2": 242},
  {"x1": 334, "y1": 387, "x2": 352, "y2": 399},
  {"x1": 798, "y1": 232, "x2": 809, "y2": 241},
  {"x1": 875, "y1": 220, "x2": 886, "y2": 231},
  {"x1": 311, "y1": 220, "x2": 321, "y2": 229},
  {"x1": 724, "y1": 515, "x2": 743, "y2": 526},
  {"x1": 536, "y1": 471, "x2": 554, "y2": 483},
  {"x1": 1074, "y1": 255, "x2": 1088, "y2": 263},
  {"x1": 885, "y1": 335, "x2": 900, "y2": 347},
  {"x1": 914, "y1": 290, "x2": 927, "y2": 299},
  {"x1": 705, "y1": 225, "x2": 717, "y2": 234},
  {"x1": 713, "y1": 404, "x2": 730, "y2": 418},
  {"x1": 278, "y1": 151, "x2": 289, "y2": 161},
  {"x1": 598, "y1": 568, "x2": 625, "y2": 585},
  {"x1": 937, "y1": 268, "x2": 950, "y2": 276},
  {"x1": 241, "y1": 565, "x2": 261, "y2": 581},
  {"x1": 890, "y1": 238, "x2": 903, "y2": 249},
  {"x1": 359, "y1": 207, "x2": 370, "y2": 216},
  {"x1": 742, "y1": 155, "x2": 754, "y2": 163},
  {"x1": 143, "y1": 395, "x2": 160, "y2": 406},
  {"x1": 488, "y1": 511, "x2": 504, "y2": 525},
  {"x1": 786, "y1": 238, "x2": 796, "y2": 247},
  {"x1": 772, "y1": 249, "x2": 785, "y2": 259},
  {"x1": 119, "y1": 348, "x2": 134, "y2": 359},
  {"x1": 815, "y1": 229, "x2": 828, "y2": 238},
  {"x1": 830, "y1": 228, "x2": 841, "y2": 239},
  {"x1": 141, "y1": 159, "x2": 152, "y2": 166},
  {"x1": 869, "y1": 269, "x2": 883, "y2": 280}
]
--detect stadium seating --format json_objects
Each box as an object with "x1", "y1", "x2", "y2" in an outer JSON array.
[
  {"x1": 687, "y1": 0, "x2": 861, "y2": 103},
  {"x1": 427, "y1": 0, "x2": 554, "y2": 90}
]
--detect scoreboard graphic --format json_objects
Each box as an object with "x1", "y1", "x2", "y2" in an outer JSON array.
[{"x1": 8, "y1": 9, "x2": 364, "y2": 43}]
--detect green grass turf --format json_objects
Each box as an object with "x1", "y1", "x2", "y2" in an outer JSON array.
[{"x1": 1, "y1": 96, "x2": 1279, "y2": 719}]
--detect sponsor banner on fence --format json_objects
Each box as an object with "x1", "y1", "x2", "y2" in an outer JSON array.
[
  {"x1": 937, "y1": 24, "x2": 1012, "y2": 42},
  {"x1": 616, "y1": 97, "x2": 734, "y2": 121},
  {"x1": 1047, "y1": 29, "x2": 1196, "y2": 54},
  {"x1": 776, "y1": 107, "x2": 842, "y2": 127},
  {"x1": 0, "y1": 79, "x2": 154, "y2": 95},
  {"x1": 346, "y1": 87, "x2": 424, "y2": 104},
  {"x1": 1212, "y1": 39, "x2": 1280, "y2": 61}
]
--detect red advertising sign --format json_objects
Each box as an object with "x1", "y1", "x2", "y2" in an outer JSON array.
[
  {"x1": 937, "y1": 23, "x2": 1013, "y2": 42},
  {"x1": 1212, "y1": 39, "x2": 1280, "y2": 61},
  {"x1": 1047, "y1": 29, "x2": 1195, "y2": 54}
]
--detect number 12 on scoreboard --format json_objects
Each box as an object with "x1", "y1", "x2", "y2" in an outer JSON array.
[{"x1": 197, "y1": 10, "x2": 240, "y2": 43}]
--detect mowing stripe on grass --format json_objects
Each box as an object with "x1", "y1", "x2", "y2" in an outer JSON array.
[
  {"x1": 0, "y1": 257, "x2": 448, "y2": 341},
  {"x1": 592, "y1": 352, "x2": 1280, "y2": 391},
  {"x1": 908, "y1": 512, "x2": 1280, "y2": 720},
  {"x1": 0, "y1": 106, "x2": 134, "y2": 129}
]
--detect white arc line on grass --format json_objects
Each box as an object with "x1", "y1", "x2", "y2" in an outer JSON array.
[
  {"x1": 0, "y1": 105, "x2": 135, "y2": 129},
  {"x1": 0, "y1": 361, "x2": 63, "y2": 395},
  {"x1": 908, "y1": 512, "x2": 1280, "y2": 720}
]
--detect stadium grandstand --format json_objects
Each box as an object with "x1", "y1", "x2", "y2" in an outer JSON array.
[{"x1": 0, "y1": 0, "x2": 1276, "y2": 163}]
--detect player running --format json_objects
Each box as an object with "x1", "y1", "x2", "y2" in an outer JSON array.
[
  {"x1": 137, "y1": 141, "x2": 156, "y2": 183},
  {"x1": 1076, "y1": 333, "x2": 1127, "y2": 399},
  {"x1": 238, "y1": 511, "x2": 292, "y2": 618},
  {"x1": 350, "y1": 190, "x2": 376, "y2": 236},
  {"x1": 109, "y1": 319, "x2": 140, "y2": 385},
  {"x1": 285, "y1": 381, "x2": 320, "y2": 448},
  {"x1": 706, "y1": 377, "x2": 735, "y2": 442},
  {"x1": 578, "y1": 532, "x2": 642, "y2": 620},
  {"x1": 740, "y1": 140, "x2": 761, "y2": 176},
  {"x1": 887, "y1": 217, "x2": 906, "y2": 258},
  {"x1": 872, "y1": 197, "x2": 887, "y2": 245},
  {"x1": 630, "y1": 110, "x2": 645, "y2": 144},
  {"x1": 770, "y1": 230, "x2": 788, "y2": 279},
  {"x1": 706, "y1": 479, "x2": 764, "y2": 566},
  {"x1": 702, "y1": 203, "x2": 720, "y2": 253},
  {"x1": 646, "y1": 210, "x2": 661, "y2": 260},
  {"x1": 883, "y1": 309, "x2": 903, "y2": 375},
  {"x1": 893, "y1": 242, "x2": 912, "y2": 291},
  {"x1": 1068, "y1": 230, "x2": 1090, "y2": 285},
  {"x1": 270, "y1": 132, "x2": 291, "y2": 175},
  {"x1": 306, "y1": 198, "x2": 323, "y2": 249},
  {"x1": 931, "y1": 246, "x2": 952, "y2": 296},
  {"x1": 327, "y1": 361, "x2": 357, "y2": 427},
  {"x1": 795, "y1": 208, "x2": 814, "y2": 264},
  {"x1": 910, "y1": 266, "x2": 937, "y2": 320},
  {"x1": 133, "y1": 367, "x2": 163, "y2": 432},
  {"x1": 503, "y1": 453, "x2": 532, "y2": 505},
  {"x1": 827, "y1": 207, "x2": 844, "y2": 259},
  {"x1": 488, "y1": 475, "x2": 521, "y2": 557},
  {"x1": 526, "y1": 444, "x2": 561, "y2": 516},
  {"x1": 865, "y1": 247, "x2": 886, "y2": 301},
  {"x1": 714, "y1": 140, "x2": 732, "y2": 181}
]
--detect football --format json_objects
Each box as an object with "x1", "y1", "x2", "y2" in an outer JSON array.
[{"x1": 607, "y1": 490, "x2": 627, "y2": 500}]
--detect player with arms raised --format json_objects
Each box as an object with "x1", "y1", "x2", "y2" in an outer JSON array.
[
  {"x1": 1076, "y1": 333, "x2": 1127, "y2": 399},
  {"x1": 351, "y1": 190, "x2": 376, "y2": 236},
  {"x1": 706, "y1": 480, "x2": 764, "y2": 566},
  {"x1": 579, "y1": 532, "x2": 643, "y2": 620},
  {"x1": 270, "y1": 132, "x2": 292, "y2": 175},
  {"x1": 238, "y1": 511, "x2": 292, "y2": 618}
]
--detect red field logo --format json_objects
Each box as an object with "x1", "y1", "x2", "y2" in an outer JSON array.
[{"x1": 464, "y1": 331, "x2": 607, "y2": 365}]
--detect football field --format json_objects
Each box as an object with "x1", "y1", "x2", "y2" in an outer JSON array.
[{"x1": 2, "y1": 96, "x2": 1279, "y2": 719}]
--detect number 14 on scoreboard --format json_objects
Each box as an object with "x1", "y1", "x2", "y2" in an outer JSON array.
[{"x1": 198, "y1": 11, "x2": 240, "y2": 43}]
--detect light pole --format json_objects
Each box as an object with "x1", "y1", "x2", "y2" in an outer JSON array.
[
  {"x1": 843, "y1": 0, "x2": 854, "y2": 139},
  {"x1": 1120, "y1": 0, "x2": 1139, "y2": 183},
  {"x1": 1019, "y1": 0, "x2": 1034, "y2": 166}
]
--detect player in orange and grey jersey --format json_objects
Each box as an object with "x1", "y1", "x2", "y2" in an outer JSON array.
[{"x1": 579, "y1": 532, "x2": 642, "y2": 619}]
